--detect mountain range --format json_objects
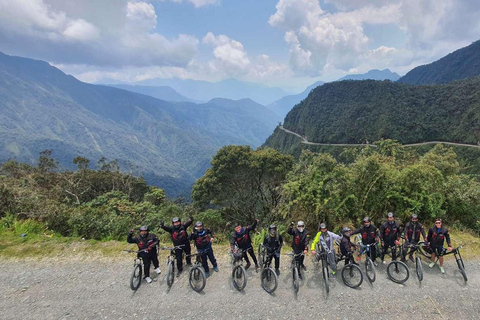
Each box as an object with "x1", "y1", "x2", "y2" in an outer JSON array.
[{"x1": 0, "y1": 52, "x2": 279, "y2": 197}]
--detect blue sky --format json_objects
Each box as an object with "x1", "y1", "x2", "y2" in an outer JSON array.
[{"x1": 0, "y1": 0, "x2": 479, "y2": 92}]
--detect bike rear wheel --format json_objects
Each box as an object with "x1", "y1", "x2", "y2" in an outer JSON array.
[
  {"x1": 292, "y1": 266, "x2": 300, "y2": 293},
  {"x1": 166, "y1": 260, "x2": 175, "y2": 287},
  {"x1": 130, "y1": 263, "x2": 142, "y2": 291},
  {"x1": 232, "y1": 265, "x2": 247, "y2": 291},
  {"x1": 261, "y1": 267, "x2": 278, "y2": 294},
  {"x1": 415, "y1": 256, "x2": 423, "y2": 282},
  {"x1": 365, "y1": 258, "x2": 376, "y2": 283},
  {"x1": 189, "y1": 266, "x2": 206, "y2": 292},
  {"x1": 418, "y1": 243, "x2": 432, "y2": 258},
  {"x1": 387, "y1": 261, "x2": 409, "y2": 284},
  {"x1": 341, "y1": 264, "x2": 363, "y2": 288}
]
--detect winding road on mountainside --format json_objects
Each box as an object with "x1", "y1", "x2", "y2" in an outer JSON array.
[
  {"x1": 1, "y1": 252, "x2": 479, "y2": 320},
  {"x1": 279, "y1": 126, "x2": 480, "y2": 149}
]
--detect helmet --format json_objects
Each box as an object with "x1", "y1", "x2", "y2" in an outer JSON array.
[
  {"x1": 269, "y1": 224, "x2": 277, "y2": 237},
  {"x1": 342, "y1": 227, "x2": 351, "y2": 234},
  {"x1": 139, "y1": 226, "x2": 149, "y2": 231},
  {"x1": 387, "y1": 212, "x2": 394, "y2": 218},
  {"x1": 363, "y1": 217, "x2": 371, "y2": 223},
  {"x1": 411, "y1": 214, "x2": 418, "y2": 220},
  {"x1": 269, "y1": 224, "x2": 277, "y2": 230},
  {"x1": 172, "y1": 217, "x2": 181, "y2": 223},
  {"x1": 195, "y1": 221, "x2": 204, "y2": 231},
  {"x1": 319, "y1": 223, "x2": 327, "y2": 230},
  {"x1": 297, "y1": 221, "x2": 305, "y2": 227}
]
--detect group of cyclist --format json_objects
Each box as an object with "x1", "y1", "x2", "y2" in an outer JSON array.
[{"x1": 127, "y1": 212, "x2": 453, "y2": 284}]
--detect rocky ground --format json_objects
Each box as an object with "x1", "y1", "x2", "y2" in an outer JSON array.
[{"x1": 1, "y1": 252, "x2": 479, "y2": 320}]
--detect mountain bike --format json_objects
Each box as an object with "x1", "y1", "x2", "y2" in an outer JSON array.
[
  {"x1": 160, "y1": 244, "x2": 184, "y2": 288},
  {"x1": 258, "y1": 244, "x2": 278, "y2": 294},
  {"x1": 434, "y1": 244, "x2": 467, "y2": 282},
  {"x1": 286, "y1": 252, "x2": 304, "y2": 294},
  {"x1": 384, "y1": 245, "x2": 410, "y2": 284},
  {"x1": 358, "y1": 243, "x2": 377, "y2": 283},
  {"x1": 404, "y1": 243, "x2": 424, "y2": 282},
  {"x1": 230, "y1": 248, "x2": 247, "y2": 291},
  {"x1": 185, "y1": 251, "x2": 207, "y2": 292},
  {"x1": 124, "y1": 249, "x2": 148, "y2": 291}
]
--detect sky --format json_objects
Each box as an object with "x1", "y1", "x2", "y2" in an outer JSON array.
[{"x1": 1, "y1": 0, "x2": 480, "y2": 92}]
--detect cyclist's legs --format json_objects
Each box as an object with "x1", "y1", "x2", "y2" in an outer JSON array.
[
  {"x1": 150, "y1": 249, "x2": 160, "y2": 269},
  {"x1": 296, "y1": 254, "x2": 305, "y2": 267},
  {"x1": 184, "y1": 243, "x2": 192, "y2": 265},
  {"x1": 247, "y1": 247, "x2": 258, "y2": 266},
  {"x1": 327, "y1": 251, "x2": 337, "y2": 273},
  {"x1": 141, "y1": 253, "x2": 152, "y2": 277},
  {"x1": 273, "y1": 253, "x2": 280, "y2": 269},
  {"x1": 175, "y1": 248, "x2": 183, "y2": 272},
  {"x1": 199, "y1": 251, "x2": 210, "y2": 273},
  {"x1": 206, "y1": 249, "x2": 218, "y2": 268},
  {"x1": 370, "y1": 243, "x2": 378, "y2": 261}
]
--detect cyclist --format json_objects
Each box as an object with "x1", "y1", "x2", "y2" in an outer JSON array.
[
  {"x1": 401, "y1": 214, "x2": 426, "y2": 262},
  {"x1": 427, "y1": 218, "x2": 453, "y2": 274},
  {"x1": 262, "y1": 224, "x2": 283, "y2": 275},
  {"x1": 352, "y1": 217, "x2": 380, "y2": 266},
  {"x1": 311, "y1": 223, "x2": 342, "y2": 277},
  {"x1": 339, "y1": 227, "x2": 357, "y2": 266},
  {"x1": 160, "y1": 216, "x2": 194, "y2": 276},
  {"x1": 231, "y1": 219, "x2": 259, "y2": 271},
  {"x1": 379, "y1": 212, "x2": 401, "y2": 264},
  {"x1": 127, "y1": 226, "x2": 161, "y2": 283},
  {"x1": 287, "y1": 220, "x2": 309, "y2": 278},
  {"x1": 190, "y1": 221, "x2": 219, "y2": 278}
]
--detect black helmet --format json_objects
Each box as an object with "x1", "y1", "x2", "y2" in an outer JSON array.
[
  {"x1": 269, "y1": 224, "x2": 277, "y2": 236},
  {"x1": 139, "y1": 225, "x2": 149, "y2": 231},
  {"x1": 342, "y1": 227, "x2": 351, "y2": 234},
  {"x1": 172, "y1": 217, "x2": 181, "y2": 223},
  {"x1": 319, "y1": 223, "x2": 327, "y2": 230}
]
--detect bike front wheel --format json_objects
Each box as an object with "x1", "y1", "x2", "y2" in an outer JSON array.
[
  {"x1": 418, "y1": 243, "x2": 432, "y2": 258},
  {"x1": 261, "y1": 267, "x2": 278, "y2": 294},
  {"x1": 292, "y1": 266, "x2": 300, "y2": 293},
  {"x1": 323, "y1": 266, "x2": 330, "y2": 294},
  {"x1": 365, "y1": 258, "x2": 376, "y2": 283},
  {"x1": 232, "y1": 265, "x2": 247, "y2": 291},
  {"x1": 189, "y1": 266, "x2": 206, "y2": 292},
  {"x1": 166, "y1": 260, "x2": 175, "y2": 288},
  {"x1": 130, "y1": 263, "x2": 142, "y2": 291},
  {"x1": 341, "y1": 264, "x2": 363, "y2": 288},
  {"x1": 457, "y1": 258, "x2": 468, "y2": 282},
  {"x1": 387, "y1": 261, "x2": 410, "y2": 284},
  {"x1": 415, "y1": 256, "x2": 423, "y2": 282}
]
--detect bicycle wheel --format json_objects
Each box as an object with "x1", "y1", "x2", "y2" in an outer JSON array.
[
  {"x1": 387, "y1": 261, "x2": 410, "y2": 284},
  {"x1": 418, "y1": 243, "x2": 432, "y2": 258},
  {"x1": 341, "y1": 264, "x2": 363, "y2": 289},
  {"x1": 232, "y1": 265, "x2": 247, "y2": 291},
  {"x1": 261, "y1": 267, "x2": 278, "y2": 294},
  {"x1": 292, "y1": 266, "x2": 300, "y2": 293},
  {"x1": 166, "y1": 260, "x2": 175, "y2": 288},
  {"x1": 323, "y1": 266, "x2": 329, "y2": 294},
  {"x1": 189, "y1": 267, "x2": 206, "y2": 292},
  {"x1": 365, "y1": 258, "x2": 376, "y2": 283},
  {"x1": 415, "y1": 256, "x2": 423, "y2": 282},
  {"x1": 130, "y1": 263, "x2": 142, "y2": 291},
  {"x1": 457, "y1": 258, "x2": 468, "y2": 282}
]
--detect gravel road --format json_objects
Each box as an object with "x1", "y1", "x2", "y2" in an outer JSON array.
[{"x1": 1, "y1": 253, "x2": 479, "y2": 320}]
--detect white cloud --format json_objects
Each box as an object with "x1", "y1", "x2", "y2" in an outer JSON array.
[
  {"x1": 0, "y1": 0, "x2": 199, "y2": 68},
  {"x1": 154, "y1": 0, "x2": 220, "y2": 8},
  {"x1": 203, "y1": 32, "x2": 250, "y2": 72}
]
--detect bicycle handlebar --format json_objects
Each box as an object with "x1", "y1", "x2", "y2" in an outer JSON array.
[{"x1": 160, "y1": 245, "x2": 185, "y2": 251}]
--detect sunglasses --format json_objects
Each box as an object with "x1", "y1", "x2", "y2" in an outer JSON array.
[{"x1": 435, "y1": 222, "x2": 442, "y2": 224}]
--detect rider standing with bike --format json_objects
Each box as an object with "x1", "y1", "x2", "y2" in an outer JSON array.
[
  {"x1": 127, "y1": 226, "x2": 161, "y2": 283},
  {"x1": 190, "y1": 221, "x2": 219, "y2": 278},
  {"x1": 427, "y1": 218, "x2": 453, "y2": 274},
  {"x1": 231, "y1": 219, "x2": 260, "y2": 271},
  {"x1": 310, "y1": 223, "x2": 341, "y2": 278},
  {"x1": 263, "y1": 224, "x2": 283, "y2": 275},
  {"x1": 339, "y1": 227, "x2": 357, "y2": 266},
  {"x1": 160, "y1": 216, "x2": 193, "y2": 277},
  {"x1": 352, "y1": 217, "x2": 380, "y2": 266},
  {"x1": 379, "y1": 212, "x2": 401, "y2": 264},
  {"x1": 402, "y1": 214, "x2": 426, "y2": 262},
  {"x1": 287, "y1": 221, "x2": 309, "y2": 278}
]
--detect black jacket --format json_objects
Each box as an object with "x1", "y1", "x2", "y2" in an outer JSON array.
[
  {"x1": 340, "y1": 235, "x2": 355, "y2": 256},
  {"x1": 161, "y1": 218, "x2": 193, "y2": 246},
  {"x1": 127, "y1": 232, "x2": 159, "y2": 252},
  {"x1": 427, "y1": 226, "x2": 451, "y2": 247},
  {"x1": 190, "y1": 228, "x2": 214, "y2": 250},
  {"x1": 230, "y1": 220, "x2": 257, "y2": 249},
  {"x1": 287, "y1": 226, "x2": 309, "y2": 253},
  {"x1": 263, "y1": 234, "x2": 283, "y2": 253},
  {"x1": 379, "y1": 221, "x2": 401, "y2": 244},
  {"x1": 404, "y1": 222, "x2": 426, "y2": 244},
  {"x1": 352, "y1": 224, "x2": 378, "y2": 245}
]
